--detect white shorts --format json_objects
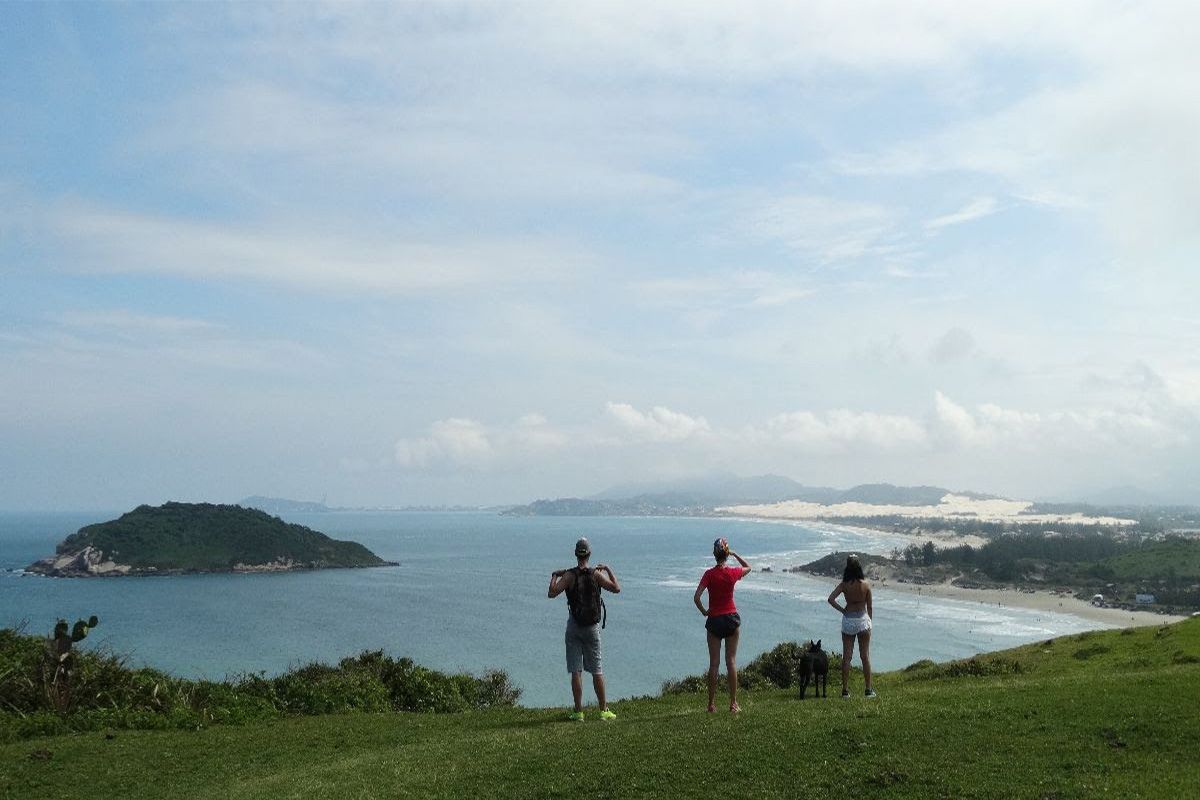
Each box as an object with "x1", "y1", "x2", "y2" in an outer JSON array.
[{"x1": 842, "y1": 611, "x2": 872, "y2": 636}]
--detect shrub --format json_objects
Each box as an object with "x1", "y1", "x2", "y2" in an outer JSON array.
[
  {"x1": 334, "y1": 650, "x2": 521, "y2": 712},
  {"x1": 271, "y1": 666, "x2": 391, "y2": 715},
  {"x1": 661, "y1": 642, "x2": 845, "y2": 695},
  {"x1": 911, "y1": 657, "x2": 1027, "y2": 680},
  {"x1": 744, "y1": 642, "x2": 806, "y2": 689},
  {"x1": 0, "y1": 626, "x2": 520, "y2": 741},
  {"x1": 186, "y1": 680, "x2": 279, "y2": 725},
  {"x1": 473, "y1": 669, "x2": 522, "y2": 709}
]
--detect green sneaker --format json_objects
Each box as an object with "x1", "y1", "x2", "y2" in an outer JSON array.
[
  {"x1": 599, "y1": 709, "x2": 617, "y2": 721},
  {"x1": 568, "y1": 711, "x2": 585, "y2": 722}
]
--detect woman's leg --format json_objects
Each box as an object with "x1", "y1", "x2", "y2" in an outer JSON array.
[
  {"x1": 841, "y1": 633, "x2": 854, "y2": 695},
  {"x1": 706, "y1": 630, "x2": 721, "y2": 710},
  {"x1": 726, "y1": 628, "x2": 740, "y2": 710},
  {"x1": 858, "y1": 630, "x2": 872, "y2": 692}
]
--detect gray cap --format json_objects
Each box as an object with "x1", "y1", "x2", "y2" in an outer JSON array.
[{"x1": 574, "y1": 537, "x2": 591, "y2": 557}]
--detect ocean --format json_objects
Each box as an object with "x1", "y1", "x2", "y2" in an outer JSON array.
[{"x1": 0, "y1": 510, "x2": 1103, "y2": 707}]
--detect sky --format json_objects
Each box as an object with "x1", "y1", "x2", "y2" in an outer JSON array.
[{"x1": 2, "y1": 1, "x2": 1199, "y2": 510}]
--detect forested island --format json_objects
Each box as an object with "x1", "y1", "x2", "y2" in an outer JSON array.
[{"x1": 25, "y1": 502, "x2": 395, "y2": 577}]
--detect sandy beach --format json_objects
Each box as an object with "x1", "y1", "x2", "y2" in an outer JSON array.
[
  {"x1": 746, "y1": 517, "x2": 1189, "y2": 628},
  {"x1": 875, "y1": 578, "x2": 1188, "y2": 628}
]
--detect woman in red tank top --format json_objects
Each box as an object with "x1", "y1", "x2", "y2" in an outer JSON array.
[{"x1": 693, "y1": 537, "x2": 752, "y2": 712}]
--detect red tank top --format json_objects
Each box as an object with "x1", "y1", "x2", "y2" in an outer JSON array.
[{"x1": 700, "y1": 565, "x2": 744, "y2": 616}]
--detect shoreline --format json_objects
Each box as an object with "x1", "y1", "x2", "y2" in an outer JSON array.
[
  {"x1": 721, "y1": 513, "x2": 991, "y2": 548},
  {"x1": 872, "y1": 578, "x2": 1187, "y2": 627},
  {"x1": 730, "y1": 515, "x2": 1190, "y2": 628}
]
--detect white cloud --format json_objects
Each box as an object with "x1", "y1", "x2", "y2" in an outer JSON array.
[
  {"x1": 389, "y1": 389, "x2": 1193, "y2": 479},
  {"x1": 631, "y1": 270, "x2": 815, "y2": 319},
  {"x1": 605, "y1": 402, "x2": 711, "y2": 442},
  {"x1": 932, "y1": 390, "x2": 1183, "y2": 452},
  {"x1": 932, "y1": 391, "x2": 981, "y2": 446},
  {"x1": 2, "y1": 312, "x2": 327, "y2": 379},
  {"x1": 924, "y1": 196, "x2": 998, "y2": 230},
  {"x1": 53, "y1": 310, "x2": 224, "y2": 335},
  {"x1": 395, "y1": 418, "x2": 494, "y2": 469},
  {"x1": 394, "y1": 413, "x2": 577, "y2": 470},
  {"x1": 51, "y1": 206, "x2": 585, "y2": 294},
  {"x1": 755, "y1": 409, "x2": 928, "y2": 452},
  {"x1": 740, "y1": 194, "x2": 903, "y2": 264},
  {"x1": 835, "y1": 6, "x2": 1200, "y2": 267},
  {"x1": 512, "y1": 413, "x2": 571, "y2": 450},
  {"x1": 929, "y1": 327, "x2": 977, "y2": 364}
]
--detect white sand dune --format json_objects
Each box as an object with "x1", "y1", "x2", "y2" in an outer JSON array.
[{"x1": 718, "y1": 493, "x2": 1137, "y2": 527}]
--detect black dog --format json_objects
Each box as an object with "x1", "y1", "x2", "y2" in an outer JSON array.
[{"x1": 798, "y1": 639, "x2": 828, "y2": 699}]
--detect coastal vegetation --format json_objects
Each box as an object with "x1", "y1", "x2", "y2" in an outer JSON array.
[
  {"x1": 803, "y1": 534, "x2": 1200, "y2": 612},
  {"x1": 2, "y1": 620, "x2": 1197, "y2": 798},
  {"x1": 25, "y1": 502, "x2": 393, "y2": 576},
  {"x1": 0, "y1": 625, "x2": 519, "y2": 743}
]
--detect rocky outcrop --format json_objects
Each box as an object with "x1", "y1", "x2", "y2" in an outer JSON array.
[
  {"x1": 231, "y1": 557, "x2": 301, "y2": 573},
  {"x1": 26, "y1": 548, "x2": 388, "y2": 577},
  {"x1": 26, "y1": 546, "x2": 133, "y2": 577}
]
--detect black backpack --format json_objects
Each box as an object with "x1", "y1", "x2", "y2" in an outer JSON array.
[{"x1": 567, "y1": 567, "x2": 606, "y2": 628}]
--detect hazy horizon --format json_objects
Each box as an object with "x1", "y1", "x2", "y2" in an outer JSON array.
[
  {"x1": 0, "y1": 472, "x2": 1187, "y2": 515},
  {"x1": 4, "y1": 3, "x2": 1199, "y2": 510}
]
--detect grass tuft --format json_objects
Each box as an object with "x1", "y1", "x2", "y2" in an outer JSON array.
[
  {"x1": 908, "y1": 656, "x2": 1026, "y2": 679},
  {"x1": 1072, "y1": 644, "x2": 1111, "y2": 660}
]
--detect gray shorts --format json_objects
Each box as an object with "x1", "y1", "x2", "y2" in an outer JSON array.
[{"x1": 565, "y1": 617, "x2": 602, "y2": 674}]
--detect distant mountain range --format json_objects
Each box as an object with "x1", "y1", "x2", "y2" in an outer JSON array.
[
  {"x1": 589, "y1": 474, "x2": 837, "y2": 504},
  {"x1": 240, "y1": 496, "x2": 335, "y2": 514},
  {"x1": 239, "y1": 496, "x2": 497, "y2": 514},
  {"x1": 503, "y1": 476, "x2": 996, "y2": 517}
]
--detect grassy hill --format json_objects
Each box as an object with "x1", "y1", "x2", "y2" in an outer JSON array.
[
  {"x1": 29, "y1": 502, "x2": 391, "y2": 575},
  {"x1": 1100, "y1": 539, "x2": 1200, "y2": 581},
  {"x1": 3, "y1": 619, "x2": 1198, "y2": 799}
]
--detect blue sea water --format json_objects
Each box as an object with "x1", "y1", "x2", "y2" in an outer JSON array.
[{"x1": 0, "y1": 511, "x2": 1104, "y2": 707}]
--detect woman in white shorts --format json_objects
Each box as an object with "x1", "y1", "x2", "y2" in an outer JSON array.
[{"x1": 827, "y1": 554, "x2": 875, "y2": 698}]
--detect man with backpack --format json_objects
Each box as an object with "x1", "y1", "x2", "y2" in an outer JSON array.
[{"x1": 548, "y1": 537, "x2": 621, "y2": 721}]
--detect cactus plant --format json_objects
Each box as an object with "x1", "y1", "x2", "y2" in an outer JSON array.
[{"x1": 42, "y1": 615, "x2": 99, "y2": 713}]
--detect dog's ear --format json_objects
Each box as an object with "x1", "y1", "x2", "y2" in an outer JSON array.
[{"x1": 816, "y1": 639, "x2": 821, "y2": 648}]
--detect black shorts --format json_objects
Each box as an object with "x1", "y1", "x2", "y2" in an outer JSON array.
[{"x1": 705, "y1": 612, "x2": 741, "y2": 639}]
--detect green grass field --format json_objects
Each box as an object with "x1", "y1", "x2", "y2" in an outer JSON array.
[{"x1": 4, "y1": 619, "x2": 1198, "y2": 799}]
